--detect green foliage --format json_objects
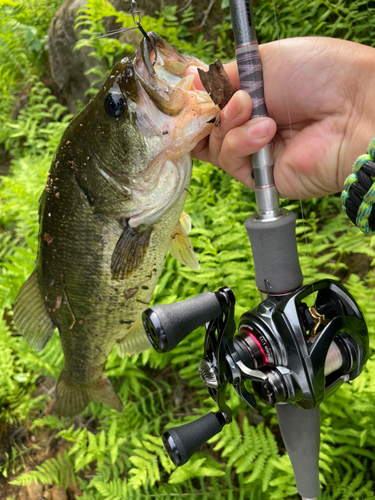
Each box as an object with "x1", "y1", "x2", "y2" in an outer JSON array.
[
  {"x1": 4, "y1": 79, "x2": 72, "y2": 155},
  {"x1": 212, "y1": 418, "x2": 280, "y2": 491},
  {"x1": 253, "y1": 0, "x2": 375, "y2": 45},
  {"x1": 10, "y1": 450, "x2": 77, "y2": 488},
  {"x1": 0, "y1": 0, "x2": 65, "y2": 144},
  {"x1": 1, "y1": 0, "x2": 375, "y2": 499},
  {"x1": 0, "y1": 318, "x2": 46, "y2": 425}
]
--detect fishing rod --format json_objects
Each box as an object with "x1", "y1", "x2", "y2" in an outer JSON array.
[{"x1": 142, "y1": 1, "x2": 369, "y2": 498}]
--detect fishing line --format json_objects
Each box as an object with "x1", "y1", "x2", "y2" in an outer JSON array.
[
  {"x1": 270, "y1": 0, "x2": 316, "y2": 297},
  {"x1": 95, "y1": 0, "x2": 158, "y2": 65}
]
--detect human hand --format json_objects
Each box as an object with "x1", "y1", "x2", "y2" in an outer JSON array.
[{"x1": 187, "y1": 37, "x2": 375, "y2": 199}]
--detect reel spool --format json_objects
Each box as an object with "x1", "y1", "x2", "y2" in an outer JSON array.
[{"x1": 142, "y1": 280, "x2": 368, "y2": 468}]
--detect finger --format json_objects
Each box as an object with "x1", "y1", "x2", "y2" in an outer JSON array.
[
  {"x1": 218, "y1": 117, "x2": 277, "y2": 189},
  {"x1": 222, "y1": 61, "x2": 240, "y2": 90},
  {"x1": 191, "y1": 90, "x2": 252, "y2": 163},
  {"x1": 206, "y1": 90, "x2": 253, "y2": 166},
  {"x1": 185, "y1": 60, "x2": 241, "y2": 92},
  {"x1": 191, "y1": 136, "x2": 209, "y2": 161},
  {"x1": 184, "y1": 65, "x2": 206, "y2": 91}
]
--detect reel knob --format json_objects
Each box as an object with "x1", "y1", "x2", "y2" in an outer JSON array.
[
  {"x1": 162, "y1": 412, "x2": 226, "y2": 466},
  {"x1": 142, "y1": 291, "x2": 225, "y2": 352}
]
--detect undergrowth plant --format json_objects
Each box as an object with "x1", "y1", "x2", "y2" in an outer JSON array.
[
  {"x1": 0, "y1": 0, "x2": 65, "y2": 146},
  {"x1": 1, "y1": 0, "x2": 375, "y2": 499}
]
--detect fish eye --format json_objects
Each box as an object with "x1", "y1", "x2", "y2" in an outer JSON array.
[{"x1": 105, "y1": 93, "x2": 126, "y2": 118}]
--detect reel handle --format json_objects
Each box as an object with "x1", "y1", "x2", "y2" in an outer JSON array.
[
  {"x1": 162, "y1": 412, "x2": 225, "y2": 466},
  {"x1": 142, "y1": 291, "x2": 223, "y2": 353}
]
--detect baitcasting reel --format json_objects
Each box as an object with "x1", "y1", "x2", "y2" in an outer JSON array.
[{"x1": 142, "y1": 279, "x2": 368, "y2": 467}]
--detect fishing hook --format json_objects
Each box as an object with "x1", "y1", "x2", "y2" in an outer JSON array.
[
  {"x1": 130, "y1": 0, "x2": 158, "y2": 65},
  {"x1": 95, "y1": 0, "x2": 158, "y2": 65}
]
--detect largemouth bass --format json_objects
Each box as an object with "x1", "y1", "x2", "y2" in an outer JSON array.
[{"x1": 13, "y1": 33, "x2": 220, "y2": 417}]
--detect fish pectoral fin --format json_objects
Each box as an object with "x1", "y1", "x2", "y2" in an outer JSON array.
[
  {"x1": 13, "y1": 269, "x2": 56, "y2": 351},
  {"x1": 111, "y1": 225, "x2": 152, "y2": 280},
  {"x1": 117, "y1": 318, "x2": 151, "y2": 357},
  {"x1": 179, "y1": 211, "x2": 192, "y2": 233},
  {"x1": 55, "y1": 369, "x2": 123, "y2": 417},
  {"x1": 169, "y1": 219, "x2": 200, "y2": 270}
]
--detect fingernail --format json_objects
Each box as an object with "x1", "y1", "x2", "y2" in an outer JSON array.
[{"x1": 247, "y1": 119, "x2": 270, "y2": 139}]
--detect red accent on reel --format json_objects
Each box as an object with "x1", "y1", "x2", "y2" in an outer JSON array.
[{"x1": 240, "y1": 327, "x2": 268, "y2": 365}]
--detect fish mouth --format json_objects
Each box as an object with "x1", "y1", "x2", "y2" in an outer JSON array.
[{"x1": 134, "y1": 32, "x2": 214, "y2": 117}]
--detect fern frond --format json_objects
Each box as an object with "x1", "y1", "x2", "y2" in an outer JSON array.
[{"x1": 10, "y1": 450, "x2": 76, "y2": 488}]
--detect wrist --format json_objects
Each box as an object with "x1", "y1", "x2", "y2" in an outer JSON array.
[{"x1": 339, "y1": 42, "x2": 375, "y2": 190}]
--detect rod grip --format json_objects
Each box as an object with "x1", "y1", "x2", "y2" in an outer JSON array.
[
  {"x1": 162, "y1": 412, "x2": 224, "y2": 466},
  {"x1": 142, "y1": 292, "x2": 222, "y2": 353},
  {"x1": 245, "y1": 211, "x2": 303, "y2": 294}
]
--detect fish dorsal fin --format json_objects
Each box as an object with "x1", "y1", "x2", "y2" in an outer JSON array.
[
  {"x1": 111, "y1": 225, "x2": 152, "y2": 280},
  {"x1": 117, "y1": 318, "x2": 152, "y2": 358},
  {"x1": 169, "y1": 213, "x2": 200, "y2": 270},
  {"x1": 13, "y1": 269, "x2": 56, "y2": 351}
]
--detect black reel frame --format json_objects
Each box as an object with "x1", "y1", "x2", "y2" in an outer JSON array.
[
  {"x1": 142, "y1": 279, "x2": 368, "y2": 467},
  {"x1": 237, "y1": 279, "x2": 368, "y2": 409}
]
